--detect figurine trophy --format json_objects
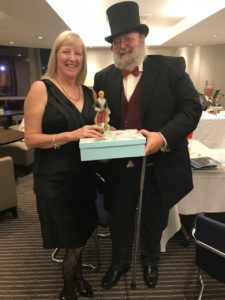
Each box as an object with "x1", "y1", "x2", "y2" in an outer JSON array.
[{"x1": 94, "y1": 90, "x2": 110, "y2": 131}]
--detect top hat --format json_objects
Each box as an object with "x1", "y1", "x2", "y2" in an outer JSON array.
[{"x1": 105, "y1": 1, "x2": 149, "y2": 43}]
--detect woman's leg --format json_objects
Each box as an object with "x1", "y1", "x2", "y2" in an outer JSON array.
[
  {"x1": 61, "y1": 246, "x2": 84, "y2": 299},
  {"x1": 74, "y1": 254, "x2": 94, "y2": 297}
]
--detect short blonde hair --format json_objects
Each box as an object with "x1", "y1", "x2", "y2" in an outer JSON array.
[{"x1": 42, "y1": 30, "x2": 87, "y2": 84}]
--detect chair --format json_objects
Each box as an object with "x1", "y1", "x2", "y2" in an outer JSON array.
[
  {"x1": 0, "y1": 156, "x2": 17, "y2": 217},
  {"x1": 0, "y1": 140, "x2": 34, "y2": 167},
  {"x1": 51, "y1": 228, "x2": 99, "y2": 270},
  {"x1": 94, "y1": 192, "x2": 110, "y2": 270},
  {"x1": 192, "y1": 214, "x2": 225, "y2": 299},
  {"x1": 0, "y1": 123, "x2": 34, "y2": 168}
]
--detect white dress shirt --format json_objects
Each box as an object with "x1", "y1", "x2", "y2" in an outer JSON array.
[{"x1": 122, "y1": 63, "x2": 143, "y2": 102}]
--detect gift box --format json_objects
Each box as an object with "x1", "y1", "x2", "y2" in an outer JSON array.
[{"x1": 79, "y1": 129, "x2": 146, "y2": 161}]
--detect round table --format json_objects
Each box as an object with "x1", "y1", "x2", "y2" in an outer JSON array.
[
  {"x1": 0, "y1": 110, "x2": 24, "y2": 128},
  {"x1": 0, "y1": 129, "x2": 24, "y2": 145}
]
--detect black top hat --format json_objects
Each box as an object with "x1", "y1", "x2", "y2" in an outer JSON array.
[{"x1": 105, "y1": 1, "x2": 149, "y2": 43}]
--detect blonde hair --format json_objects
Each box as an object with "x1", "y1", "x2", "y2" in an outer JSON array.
[{"x1": 42, "y1": 30, "x2": 87, "y2": 84}]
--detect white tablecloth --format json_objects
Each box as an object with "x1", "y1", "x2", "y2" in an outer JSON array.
[
  {"x1": 161, "y1": 140, "x2": 225, "y2": 251},
  {"x1": 160, "y1": 205, "x2": 181, "y2": 252},
  {"x1": 193, "y1": 111, "x2": 225, "y2": 148},
  {"x1": 178, "y1": 140, "x2": 225, "y2": 214}
]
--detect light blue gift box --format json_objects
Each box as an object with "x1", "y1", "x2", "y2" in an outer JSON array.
[{"x1": 79, "y1": 129, "x2": 146, "y2": 161}]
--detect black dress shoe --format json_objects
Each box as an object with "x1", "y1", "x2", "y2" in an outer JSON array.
[
  {"x1": 59, "y1": 289, "x2": 77, "y2": 300},
  {"x1": 101, "y1": 266, "x2": 129, "y2": 289},
  {"x1": 75, "y1": 278, "x2": 94, "y2": 298},
  {"x1": 143, "y1": 264, "x2": 158, "y2": 288}
]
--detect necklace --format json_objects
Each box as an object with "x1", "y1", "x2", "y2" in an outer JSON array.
[{"x1": 56, "y1": 80, "x2": 81, "y2": 101}]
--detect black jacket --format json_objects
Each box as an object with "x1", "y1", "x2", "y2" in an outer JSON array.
[{"x1": 94, "y1": 55, "x2": 202, "y2": 209}]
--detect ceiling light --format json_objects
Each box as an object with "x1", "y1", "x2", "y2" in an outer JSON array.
[
  {"x1": 37, "y1": 36, "x2": 44, "y2": 39},
  {"x1": 212, "y1": 34, "x2": 218, "y2": 37},
  {"x1": 9, "y1": 41, "x2": 14, "y2": 45}
]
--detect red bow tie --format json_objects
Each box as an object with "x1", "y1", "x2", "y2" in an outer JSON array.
[{"x1": 121, "y1": 66, "x2": 139, "y2": 77}]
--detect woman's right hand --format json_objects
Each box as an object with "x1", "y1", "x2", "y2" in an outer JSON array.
[{"x1": 71, "y1": 125, "x2": 104, "y2": 141}]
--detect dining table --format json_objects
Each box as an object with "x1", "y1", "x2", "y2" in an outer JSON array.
[
  {"x1": 161, "y1": 139, "x2": 225, "y2": 251},
  {"x1": 193, "y1": 110, "x2": 225, "y2": 148},
  {"x1": 177, "y1": 139, "x2": 225, "y2": 214},
  {"x1": 0, "y1": 109, "x2": 24, "y2": 128},
  {"x1": 0, "y1": 128, "x2": 24, "y2": 145}
]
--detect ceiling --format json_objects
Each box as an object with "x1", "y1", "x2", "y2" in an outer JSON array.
[{"x1": 0, "y1": 0, "x2": 225, "y2": 49}]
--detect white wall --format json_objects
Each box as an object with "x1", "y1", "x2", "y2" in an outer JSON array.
[
  {"x1": 176, "y1": 46, "x2": 202, "y2": 90},
  {"x1": 198, "y1": 44, "x2": 225, "y2": 94},
  {"x1": 85, "y1": 46, "x2": 176, "y2": 86},
  {"x1": 86, "y1": 43, "x2": 225, "y2": 107},
  {"x1": 86, "y1": 48, "x2": 113, "y2": 87}
]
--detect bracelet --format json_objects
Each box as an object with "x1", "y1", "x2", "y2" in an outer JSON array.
[{"x1": 52, "y1": 134, "x2": 59, "y2": 149}]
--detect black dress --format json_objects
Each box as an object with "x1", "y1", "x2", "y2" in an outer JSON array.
[{"x1": 33, "y1": 79, "x2": 98, "y2": 249}]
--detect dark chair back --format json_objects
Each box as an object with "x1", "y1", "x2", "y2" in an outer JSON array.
[{"x1": 192, "y1": 214, "x2": 225, "y2": 283}]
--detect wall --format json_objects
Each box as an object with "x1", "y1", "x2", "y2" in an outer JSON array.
[
  {"x1": 85, "y1": 46, "x2": 176, "y2": 86},
  {"x1": 85, "y1": 44, "x2": 225, "y2": 107},
  {"x1": 86, "y1": 48, "x2": 113, "y2": 87},
  {"x1": 176, "y1": 46, "x2": 202, "y2": 90},
  {"x1": 1, "y1": 43, "x2": 225, "y2": 107},
  {"x1": 199, "y1": 44, "x2": 225, "y2": 97}
]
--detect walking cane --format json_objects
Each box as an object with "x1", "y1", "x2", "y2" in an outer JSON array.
[{"x1": 130, "y1": 155, "x2": 147, "y2": 289}]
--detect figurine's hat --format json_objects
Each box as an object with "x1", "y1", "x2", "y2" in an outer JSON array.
[{"x1": 105, "y1": 1, "x2": 149, "y2": 43}]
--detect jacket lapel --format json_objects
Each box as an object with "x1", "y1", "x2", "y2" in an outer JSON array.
[
  {"x1": 141, "y1": 56, "x2": 161, "y2": 122},
  {"x1": 107, "y1": 67, "x2": 122, "y2": 125}
]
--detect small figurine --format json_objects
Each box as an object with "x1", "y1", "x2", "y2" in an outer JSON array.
[{"x1": 94, "y1": 90, "x2": 110, "y2": 130}]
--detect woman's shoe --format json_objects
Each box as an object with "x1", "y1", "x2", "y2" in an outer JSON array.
[
  {"x1": 59, "y1": 289, "x2": 77, "y2": 300},
  {"x1": 75, "y1": 278, "x2": 94, "y2": 298}
]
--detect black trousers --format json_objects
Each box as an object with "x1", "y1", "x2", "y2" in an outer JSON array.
[{"x1": 104, "y1": 161, "x2": 169, "y2": 270}]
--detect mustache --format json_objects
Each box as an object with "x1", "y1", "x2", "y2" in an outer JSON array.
[{"x1": 119, "y1": 48, "x2": 133, "y2": 55}]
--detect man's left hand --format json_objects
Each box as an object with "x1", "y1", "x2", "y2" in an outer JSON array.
[{"x1": 139, "y1": 129, "x2": 165, "y2": 155}]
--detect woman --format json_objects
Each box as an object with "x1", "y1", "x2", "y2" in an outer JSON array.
[{"x1": 24, "y1": 31, "x2": 103, "y2": 300}]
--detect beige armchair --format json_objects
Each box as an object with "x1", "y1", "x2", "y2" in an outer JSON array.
[
  {"x1": 0, "y1": 140, "x2": 34, "y2": 166},
  {"x1": 0, "y1": 123, "x2": 34, "y2": 167},
  {"x1": 0, "y1": 156, "x2": 17, "y2": 217}
]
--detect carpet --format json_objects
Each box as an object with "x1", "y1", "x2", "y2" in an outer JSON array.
[{"x1": 0, "y1": 174, "x2": 225, "y2": 299}]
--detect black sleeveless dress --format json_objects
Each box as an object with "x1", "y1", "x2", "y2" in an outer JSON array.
[{"x1": 33, "y1": 79, "x2": 98, "y2": 249}]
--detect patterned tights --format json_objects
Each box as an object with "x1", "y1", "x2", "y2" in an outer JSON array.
[{"x1": 62, "y1": 246, "x2": 84, "y2": 296}]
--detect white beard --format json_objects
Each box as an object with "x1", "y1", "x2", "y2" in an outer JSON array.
[{"x1": 113, "y1": 45, "x2": 146, "y2": 70}]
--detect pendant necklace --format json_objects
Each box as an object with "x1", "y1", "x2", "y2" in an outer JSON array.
[{"x1": 56, "y1": 80, "x2": 80, "y2": 102}]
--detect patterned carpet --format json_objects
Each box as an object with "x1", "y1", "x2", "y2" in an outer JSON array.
[{"x1": 0, "y1": 174, "x2": 225, "y2": 299}]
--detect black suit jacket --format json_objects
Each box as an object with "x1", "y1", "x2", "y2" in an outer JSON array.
[{"x1": 94, "y1": 55, "x2": 202, "y2": 209}]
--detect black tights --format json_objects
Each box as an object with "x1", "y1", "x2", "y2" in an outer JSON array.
[{"x1": 62, "y1": 246, "x2": 84, "y2": 295}]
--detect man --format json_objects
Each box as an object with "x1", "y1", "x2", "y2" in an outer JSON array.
[{"x1": 94, "y1": 1, "x2": 202, "y2": 290}]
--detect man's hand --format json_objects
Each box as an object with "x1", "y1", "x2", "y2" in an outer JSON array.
[{"x1": 139, "y1": 129, "x2": 165, "y2": 155}]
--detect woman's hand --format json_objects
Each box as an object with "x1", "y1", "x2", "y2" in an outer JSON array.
[{"x1": 72, "y1": 125, "x2": 104, "y2": 140}]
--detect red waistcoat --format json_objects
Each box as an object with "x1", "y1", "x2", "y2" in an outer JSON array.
[{"x1": 120, "y1": 80, "x2": 142, "y2": 129}]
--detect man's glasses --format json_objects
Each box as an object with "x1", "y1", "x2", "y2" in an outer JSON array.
[{"x1": 112, "y1": 34, "x2": 141, "y2": 49}]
